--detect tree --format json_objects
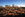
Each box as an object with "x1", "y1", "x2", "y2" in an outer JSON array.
[
  {"x1": 0, "y1": 6, "x2": 3, "y2": 8},
  {"x1": 5, "y1": 5, "x2": 8, "y2": 7},
  {"x1": 12, "y1": 4, "x2": 14, "y2": 7},
  {"x1": 21, "y1": 7, "x2": 25, "y2": 9}
]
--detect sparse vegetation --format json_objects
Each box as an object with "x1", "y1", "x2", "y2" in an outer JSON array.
[{"x1": 0, "y1": 5, "x2": 25, "y2": 16}]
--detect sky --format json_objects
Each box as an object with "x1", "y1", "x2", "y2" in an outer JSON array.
[{"x1": 0, "y1": 0, "x2": 25, "y2": 7}]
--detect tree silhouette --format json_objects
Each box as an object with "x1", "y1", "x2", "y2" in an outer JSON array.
[{"x1": 5, "y1": 5, "x2": 8, "y2": 7}]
